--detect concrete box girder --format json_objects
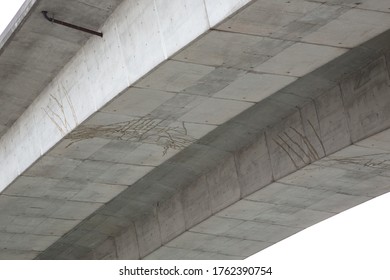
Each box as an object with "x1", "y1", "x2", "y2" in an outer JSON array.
[{"x1": 0, "y1": 0, "x2": 390, "y2": 259}]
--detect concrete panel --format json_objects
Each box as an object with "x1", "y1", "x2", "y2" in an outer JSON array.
[
  {"x1": 68, "y1": 229, "x2": 108, "y2": 250},
  {"x1": 93, "y1": 163, "x2": 154, "y2": 186},
  {"x1": 234, "y1": 133, "x2": 273, "y2": 197},
  {"x1": 166, "y1": 231, "x2": 270, "y2": 257},
  {"x1": 357, "y1": 129, "x2": 390, "y2": 152},
  {"x1": 221, "y1": 220, "x2": 301, "y2": 243},
  {"x1": 87, "y1": 140, "x2": 139, "y2": 163},
  {"x1": 190, "y1": 215, "x2": 298, "y2": 244},
  {"x1": 146, "y1": 94, "x2": 207, "y2": 120},
  {"x1": 213, "y1": 73, "x2": 297, "y2": 102},
  {"x1": 49, "y1": 137, "x2": 111, "y2": 160},
  {"x1": 322, "y1": 173, "x2": 390, "y2": 197},
  {"x1": 64, "y1": 160, "x2": 115, "y2": 183},
  {"x1": 29, "y1": 218, "x2": 80, "y2": 236},
  {"x1": 0, "y1": 135, "x2": 20, "y2": 189},
  {"x1": 0, "y1": 95, "x2": 30, "y2": 127},
  {"x1": 270, "y1": 4, "x2": 349, "y2": 41},
  {"x1": 0, "y1": 215, "x2": 79, "y2": 237},
  {"x1": 81, "y1": 111, "x2": 149, "y2": 125},
  {"x1": 0, "y1": 195, "x2": 65, "y2": 218},
  {"x1": 179, "y1": 97, "x2": 253, "y2": 125},
  {"x1": 247, "y1": 182, "x2": 330, "y2": 209},
  {"x1": 144, "y1": 246, "x2": 239, "y2": 260},
  {"x1": 206, "y1": 156, "x2": 241, "y2": 213},
  {"x1": 191, "y1": 216, "x2": 245, "y2": 236},
  {"x1": 4, "y1": 176, "x2": 57, "y2": 198},
  {"x1": 299, "y1": 101, "x2": 326, "y2": 159},
  {"x1": 233, "y1": 98, "x2": 298, "y2": 131},
  {"x1": 280, "y1": 71, "x2": 338, "y2": 100},
  {"x1": 0, "y1": 232, "x2": 58, "y2": 251},
  {"x1": 157, "y1": 193, "x2": 186, "y2": 244},
  {"x1": 101, "y1": 88, "x2": 176, "y2": 117},
  {"x1": 134, "y1": 211, "x2": 162, "y2": 258},
  {"x1": 181, "y1": 176, "x2": 211, "y2": 229},
  {"x1": 59, "y1": 51, "x2": 97, "y2": 125},
  {"x1": 302, "y1": 8, "x2": 390, "y2": 48},
  {"x1": 177, "y1": 122, "x2": 217, "y2": 140},
  {"x1": 68, "y1": 182, "x2": 127, "y2": 203},
  {"x1": 82, "y1": 16, "x2": 130, "y2": 110},
  {"x1": 182, "y1": 68, "x2": 246, "y2": 97},
  {"x1": 91, "y1": 141, "x2": 178, "y2": 166},
  {"x1": 255, "y1": 207, "x2": 334, "y2": 228},
  {"x1": 308, "y1": 193, "x2": 372, "y2": 213},
  {"x1": 102, "y1": 197, "x2": 160, "y2": 222},
  {"x1": 0, "y1": 249, "x2": 40, "y2": 260},
  {"x1": 198, "y1": 122, "x2": 261, "y2": 153},
  {"x1": 265, "y1": 111, "x2": 309, "y2": 179},
  {"x1": 136, "y1": 60, "x2": 215, "y2": 92},
  {"x1": 115, "y1": 224, "x2": 140, "y2": 260},
  {"x1": 91, "y1": 215, "x2": 130, "y2": 236},
  {"x1": 92, "y1": 238, "x2": 117, "y2": 260},
  {"x1": 50, "y1": 200, "x2": 103, "y2": 220},
  {"x1": 340, "y1": 57, "x2": 390, "y2": 142},
  {"x1": 217, "y1": 0, "x2": 321, "y2": 37},
  {"x1": 255, "y1": 42, "x2": 347, "y2": 77},
  {"x1": 357, "y1": 0, "x2": 390, "y2": 13},
  {"x1": 24, "y1": 156, "x2": 82, "y2": 180},
  {"x1": 130, "y1": 163, "x2": 198, "y2": 194},
  {"x1": 32, "y1": 82, "x2": 71, "y2": 155},
  {"x1": 166, "y1": 144, "x2": 231, "y2": 176},
  {"x1": 5, "y1": 176, "x2": 126, "y2": 203},
  {"x1": 280, "y1": 160, "x2": 390, "y2": 196},
  {"x1": 154, "y1": 0, "x2": 209, "y2": 57},
  {"x1": 11, "y1": 107, "x2": 41, "y2": 175},
  {"x1": 119, "y1": 181, "x2": 175, "y2": 207},
  {"x1": 36, "y1": 242, "x2": 92, "y2": 260},
  {"x1": 216, "y1": 200, "x2": 276, "y2": 221},
  {"x1": 314, "y1": 145, "x2": 390, "y2": 176},
  {"x1": 204, "y1": 0, "x2": 251, "y2": 27},
  {"x1": 310, "y1": 0, "x2": 390, "y2": 11},
  {"x1": 314, "y1": 86, "x2": 351, "y2": 155},
  {"x1": 306, "y1": 0, "x2": 360, "y2": 5},
  {"x1": 279, "y1": 164, "x2": 347, "y2": 188},
  {"x1": 173, "y1": 31, "x2": 293, "y2": 70},
  {"x1": 115, "y1": 0, "x2": 167, "y2": 83},
  {"x1": 216, "y1": 199, "x2": 334, "y2": 228},
  {"x1": 78, "y1": 0, "x2": 123, "y2": 11}
]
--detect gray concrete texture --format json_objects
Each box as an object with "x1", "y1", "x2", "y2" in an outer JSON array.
[
  {"x1": 0, "y1": 0, "x2": 390, "y2": 259},
  {"x1": 38, "y1": 30, "x2": 390, "y2": 259},
  {"x1": 0, "y1": 0, "x2": 124, "y2": 137}
]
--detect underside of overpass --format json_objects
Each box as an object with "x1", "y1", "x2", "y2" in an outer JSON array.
[{"x1": 0, "y1": 0, "x2": 390, "y2": 259}]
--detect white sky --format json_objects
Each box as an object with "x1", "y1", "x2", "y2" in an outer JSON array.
[{"x1": 0, "y1": 2, "x2": 389, "y2": 279}]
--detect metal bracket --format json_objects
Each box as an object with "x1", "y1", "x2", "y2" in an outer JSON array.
[{"x1": 42, "y1": 11, "x2": 103, "y2": 37}]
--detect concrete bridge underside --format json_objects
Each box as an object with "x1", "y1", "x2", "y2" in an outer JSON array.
[{"x1": 0, "y1": 0, "x2": 390, "y2": 259}]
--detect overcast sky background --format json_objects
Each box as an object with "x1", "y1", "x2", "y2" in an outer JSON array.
[{"x1": 0, "y1": 2, "x2": 389, "y2": 279}]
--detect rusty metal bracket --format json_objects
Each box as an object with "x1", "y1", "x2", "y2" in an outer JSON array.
[{"x1": 42, "y1": 11, "x2": 103, "y2": 37}]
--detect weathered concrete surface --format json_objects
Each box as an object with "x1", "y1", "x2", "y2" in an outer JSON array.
[
  {"x1": 0, "y1": 0, "x2": 125, "y2": 138},
  {"x1": 0, "y1": 0, "x2": 252, "y2": 192},
  {"x1": 0, "y1": 0, "x2": 390, "y2": 259},
  {"x1": 38, "y1": 28, "x2": 390, "y2": 259}
]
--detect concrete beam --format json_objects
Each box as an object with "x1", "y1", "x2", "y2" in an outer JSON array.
[{"x1": 1, "y1": 0, "x2": 390, "y2": 259}]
